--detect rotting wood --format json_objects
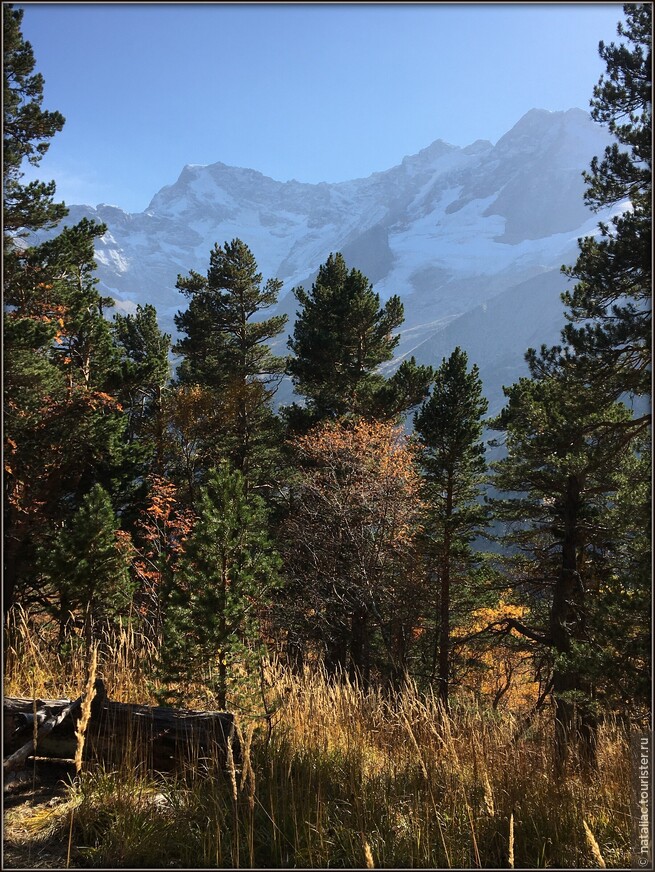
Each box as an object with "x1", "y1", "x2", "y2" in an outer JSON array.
[{"x1": 4, "y1": 684, "x2": 240, "y2": 773}]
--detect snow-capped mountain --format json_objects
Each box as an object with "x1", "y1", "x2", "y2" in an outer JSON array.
[{"x1": 47, "y1": 108, "x2": 618, "y2": 413}]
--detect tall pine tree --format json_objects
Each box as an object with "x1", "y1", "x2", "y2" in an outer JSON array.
[
  {"x1": 174, "y1": 239, "x2": 287, "y2": 487},
  {"x1": 3, "y1": 4, "x2": 66, "y2": 241},
  {"x1": 530, "y1": 3, "x2": 651, "y2": 404},
  {"x1": 413, "y1": 348, "x2": 489, "y2": 708},
  {"x1": 489, "y1": 371, "x2": 638, "y2": 770},
  {"x1": 112, "y1": 303, "x2": 171, "y2": 475},
  {"x1": 287, "y1": 252, "x2": 432, "y2": 426},
  {"x1": 3, "y1": 7, "x2": 126, "y2": 615}
]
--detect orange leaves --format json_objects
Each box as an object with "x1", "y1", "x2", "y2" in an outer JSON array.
[
  {"x1": 454, "y1": 596, "x2": 540, "y2": 709},
  {"x1": 287, "y1": 417, "x2": 423, "y2": 588},
  {"x1": 136, "y1": 475, "x2": 195, "y2": 561},
  {"x1": 291, "y1": 417, "x2": 422, "y2": 549},
  {"x1": 461, "y1": 598, "x2": 529, "y2": 638},
  {"x1": 293, "y1": 418, "x2": 420, "y2": 489},
  {"x1": 114, "y1": 528, "x2": 135, "y2": 561},
  {"x1": 85, "y1": 391, "x2": 123, "y2": 412}
]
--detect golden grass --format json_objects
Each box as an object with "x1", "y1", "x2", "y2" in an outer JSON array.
[
  {"x1": 583, "y1": 819, "x2": 607, "y2": 868},
  {"x1": 509, "y1": 812, "x2": 515, "y2": 869},
  {"x1": 4, "y1": 612, "x2": 635, "y2": 868},
  {"x1": 73, "y1": 644, "x2": 98, "y2": 775}
]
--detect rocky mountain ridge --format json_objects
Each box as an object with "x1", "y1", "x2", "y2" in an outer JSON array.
[{"x1": 42, "y1": 107, "x2": 620, "y2": 412}]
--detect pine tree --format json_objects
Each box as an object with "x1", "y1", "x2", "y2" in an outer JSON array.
[
  {"x1": 413, "y1": 347, "x2": 489, "y2": 709},
  {"x1": 3, "y1": 8, "x2": 128, "y2": 615},
  {"x1": 489, "y1": 370, "x2": 638, "y2": 770},
  {"x1": 26, "y1": 218, "x2": 119, "y2": 390},
  {"x1": 5, "y1": 218, "x2": 129, "y2": 547},
  {"x1": 512, "y1": 4, "x2": 651, "y2": 767},
  {"x1": 580, "y1": 439, "x2": 650, "y2": 720},
  {"x1": 530, "y1": 3, "x2": 651, "y2": 403},
  {"x1": 112, "y1": 303, "x2": 171, "y2": 460},
  {"x1": 158, "y1": 464, "x2": 282, "y2": 709},
  {"x1": 42, "y1": 483, "x2": 135, "y2": 643},
  {"x1": 174, "y1": 238, "x2": 287, "y2": 485},
  {"x1": 287, "y1": 252, "x2": 432, "y2": 425},
  {"x1": 3, "y1": 4, "x2": 66, "y2": 240}
]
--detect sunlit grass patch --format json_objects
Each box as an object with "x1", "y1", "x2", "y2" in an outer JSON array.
[{"x1": 5, "y1": 616, "x2": 634, "y2": 868}]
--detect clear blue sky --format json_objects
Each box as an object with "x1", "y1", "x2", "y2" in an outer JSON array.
[{"x1": 16, "y1": 2, "x2": 627, "y2": 213}]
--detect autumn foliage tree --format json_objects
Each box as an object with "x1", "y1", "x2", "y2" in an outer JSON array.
[
  {"x1": 131, "y1": 475, "x2": 195, "y2": 641},
  {"x1": 280, "y1": 419, "x2": 423, "y2": 683}
]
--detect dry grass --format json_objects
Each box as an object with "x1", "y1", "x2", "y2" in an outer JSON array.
[
  {"x1": 4, "y1": 607, "x2": 160, "y2": 703},
  {"x1": 4, "y1": 613, "x2": 634, "y2": 868}
]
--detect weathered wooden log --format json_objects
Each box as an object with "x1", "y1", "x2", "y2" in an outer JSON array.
[
  {"x1": 4, "y1": 686, "x2": 239, "y2": 773},
  {"x1": 4, "y1": 692, "x2": 84, "y2": 774}
]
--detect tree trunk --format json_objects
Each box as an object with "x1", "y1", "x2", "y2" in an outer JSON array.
[
  {"x1": 437, "y1": 557, "x2": 450, "y2": 711},
  {"x1": 324, "y1": 636, "x2": 348, "y2": 677},
  {"x1": 4, "y1": 686, "x2": 239, "y2": 772},
  {"x1": 550, "y1": 474, "x2": 596, "y2": 772},
  {"x1": 349, "y1": 605, "x2": 368, "y2": 686},
  {"x1": 437, "y1": 482, "x2": 453, "y2": 712},
  {"x1": 218, "y1": 559, "x2": 228, "y2": 711},
  {"x1": 3, "y1": 539, "x2": 18, "y2": 621}
]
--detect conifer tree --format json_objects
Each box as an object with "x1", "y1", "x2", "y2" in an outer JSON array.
[
  {"x1": 580, "y1": 439, "x2": 650, "y2": 719},
  {"x1": 287, "y1": 252, "x2": 432, "y2": 425},
  {"x1": 529, "y1": 3, "x2": 651, "y2": 403},
  {"x1": 42, "y1": 483, "x2": 135, "y2": 643},
  {"x1": 28, "y1": 218, "x2": 119, "y2": 390},
  {"x1": 3, "y1": 7, "x2": 128, "y2": 614},
  {"x1": 413, "y1": 347, "x2": 489, "y2": 708},
  {"x1": 158, "y1": 464, "x2": 282, "y2": 709},
  {"x1": 112, "y1": 303, "x2": 171, "y2": 462},
  {"x1": 494, "y1": 5, "x2": 651, "y2": 770},
  {"x1": 174, "y1": 239, "x2": 287, "y2": 486},
  {"x1": 3, "y1": 4, "x2": 66, "y2": 240},
  {"x1": 489, "y1": 370, "x2": 638, "y2": 769}
]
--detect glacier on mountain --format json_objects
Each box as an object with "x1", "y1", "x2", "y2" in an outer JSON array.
[{"x1": 37, "y1": 107, "x2": 620, "y2": 413}]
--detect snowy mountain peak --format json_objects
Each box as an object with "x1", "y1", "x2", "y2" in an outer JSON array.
[{"x1": 40, "y1": 108, "x2": 618, "y2": 411}]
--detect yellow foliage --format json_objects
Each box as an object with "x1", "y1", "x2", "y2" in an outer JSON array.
[{"x1": 454, "y1": 597, "x2": 540, "y2": 709}]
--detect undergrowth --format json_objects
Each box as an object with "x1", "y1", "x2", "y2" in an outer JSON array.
[{"x1": 4, "y1": 611, "x2": 633, "y2": 868}]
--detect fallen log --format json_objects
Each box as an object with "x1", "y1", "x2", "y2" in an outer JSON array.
[
  {"x1": 4, "y1": 683, "x2": 240, "y2": 773},
  {"x1": 4, "y1": 692, "x2": 84, "y2": 774}
]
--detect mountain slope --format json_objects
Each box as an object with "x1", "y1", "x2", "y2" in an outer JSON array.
[{"x1": 37, "y1": 107, "x2": 618, "y2": 409}]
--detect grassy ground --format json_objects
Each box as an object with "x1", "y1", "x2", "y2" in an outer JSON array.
[{"x1": 3, "y1": 612, "x2": 633, "y2": 868}]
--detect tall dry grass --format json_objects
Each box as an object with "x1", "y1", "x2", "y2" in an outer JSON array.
[
  {"x1": 4, "y1": 611, "x2": 634, "y2": 868},
  {"x1": 4, "y1": 606, "x2": 159, "y2": 703}
]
